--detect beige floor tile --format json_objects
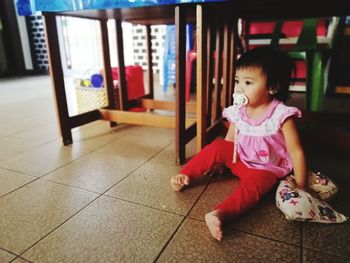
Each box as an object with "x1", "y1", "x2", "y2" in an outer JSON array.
[
  {"x1": 150, "y1": 138, "x2": 197, "y2": 166},
  {"x1": 157, "y1": 218, "x2": 300, "y2": 262},
  {"x1": 303, "y1": 248, "x2": 350, "y2": 263},
  {"x1": 123, "y1": 126, "x2": 175, "y2": 142},
  {"x1": 99, "y1": 127, "x2": 174, "y2": 160},
  {"x1": 11, "y1": 257, "x2": 32, "y2": 263},
  {"x1": 189, "y1": 173, "x2": 240, "y2": 220},
  {"x1": 43, "y1": 151, "x2": 145, "y2": 193},
  {"x1": 0, "y1": 112, "x2": 17, "y2": 123},
  {"x1": 0, "y1": 179, "x2": 98, "y2": 254},
  {"x1": 0, "y1": 137, "x2": 45, "y2": 161},
  {"x1": 303, "y1": 222, "x2": 350, "y2": 258},
  {"x1": 21, "y1": 196, "x2": 183, "y2": 262},
  {"x1": 71, "y1": 122, "x2": 139, "y2": 151},
  {"x1": 11, "y1": 123, "x2": 60, "y2": 144},
  {"x1": 0, "y1": 249, "x2": 16, "y2": 262},
  {"x1": 106, "y1": 161, "x2": 208, "y2": 215},
  {"x1": 0, "y1": 116, "x2": 53, "y2": 137},
  {"x1": 0, "y1": 168, "x2": 36, "y2": 197},
  {"x1": 72, "y1": 121, "x2": 137, "y2": 139},
  {"x1": 0, "y1": 140, "x2": 91, "y2": 177}
]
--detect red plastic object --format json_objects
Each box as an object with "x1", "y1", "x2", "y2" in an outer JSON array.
[
  {"x1": 186, "y1": 50, "x2": 197, "y2": 102},
  {"x1": 249, "y1": 20, "x2": 327, "y2": 38},
  {"x1": 111, "y1": 65, "x2": 145, "y2": 100}
]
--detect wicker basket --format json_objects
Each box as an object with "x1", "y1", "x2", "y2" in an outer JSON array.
[
  {"x1": 75, "y1": 83, "x2": 120, "y2": 114},
  {"x1": 75, "y1": 86, "x2": 107, "y2": 113}
]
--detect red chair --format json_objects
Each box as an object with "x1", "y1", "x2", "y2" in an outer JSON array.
[
  {"x1": 106, "y1": 65, "x2": 146, "y2": 112},
  {"x1": 186, "y1": 50, "x2": 197, "y2": 102},
  {"x1": 111, "y1": 65, "x2": 145, "y2": 100}
]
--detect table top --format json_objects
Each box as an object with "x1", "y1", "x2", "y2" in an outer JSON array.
[
  {"x1": 18, "y1": 0, "x2": 350, "y2": 21},
  {"x1": 16, "y1": 0, "x2": 223, "y2": 16}
]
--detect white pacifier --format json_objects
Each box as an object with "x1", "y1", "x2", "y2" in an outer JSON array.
[
  {"x1": 230, "y1": 93, "x2": 248, "y2": 164},
  {"x1": 232, "y1": 93, "x2": 248, "y2": 106}
]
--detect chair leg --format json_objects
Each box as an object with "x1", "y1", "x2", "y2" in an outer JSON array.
[{"x1": 306, "y1": 51, "x2": 325, "y2": 112}]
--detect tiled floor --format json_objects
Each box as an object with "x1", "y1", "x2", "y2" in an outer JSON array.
[{"x1": 0, "y1": 75, "x2": 349, "y2": 262}]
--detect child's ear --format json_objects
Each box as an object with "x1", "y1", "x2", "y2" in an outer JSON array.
[
  {"x1": 268, "y1": 88, "x2": 277, "y2": 95},
  {"x1": 268, "y1": 85, "x2": 279, "y2": 95}
]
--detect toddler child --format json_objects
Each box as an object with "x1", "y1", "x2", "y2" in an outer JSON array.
[{"x1": 171, "y1": 47, "x2": 309, "y2": 241}]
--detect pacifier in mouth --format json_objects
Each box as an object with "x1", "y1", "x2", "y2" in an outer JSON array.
[{"x1": 232, "y1": 93, "x2": 248, "y2": 106}]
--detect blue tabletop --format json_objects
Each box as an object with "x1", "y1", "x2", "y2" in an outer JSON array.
[{"x1": 17, "y1": 0, "x2": 224, "y2": 16}]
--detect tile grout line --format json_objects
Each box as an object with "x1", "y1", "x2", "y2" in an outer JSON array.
[
  {"x1": 11, "y1": 154, "x2": 150, "y2": 258},
  {"x1": 12, "y1": 138, "x2": 175, "y2": 259},
  {"x1": 16, "y1": 193, "x2": 104, "y2": 259},
  {"x1": 0, "y1": 246, "x2": 22, "y2": 262},
  {"x1": 153, "y1": 174, "x2": 215, "y2": 263},
  {"x1": 0, "y1": 122, "x2": 142, "y2": 174},
  {"x1": 103, "y1": 194, "x2": 187, "y2": 217},
  {"x1": 94, "y1": 139, "x2": 176, "y2": 193},
  {"x1": 0, "y1": 126, "x2": 155, "y2": 199},
  {"x1": 185, "y1": 214, "x2": 303, "y2": 249},
  {"x1": 10, "y1": 255, "x2": 34, "y2": 263}
]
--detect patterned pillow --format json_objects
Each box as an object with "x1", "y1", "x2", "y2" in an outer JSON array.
[
  {"x1": 276, "y1": 175, "x2": 347, "y2": 223},
  {"x1": 308, "y1": 171, "x2": 338, "y2": 201}
]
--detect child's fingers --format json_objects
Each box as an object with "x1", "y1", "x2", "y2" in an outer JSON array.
[
  {"x1": 184, "y1": 176, "x2": 190, "y2": 185},
  {"x1": 176, "y1": 176, "x2": 184, "y2": 185}
]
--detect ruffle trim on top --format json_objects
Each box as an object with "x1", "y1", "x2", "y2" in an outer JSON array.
[
  {"x1": 277, "y1": 106, "x2": 302, "y2": 129},
  {"x1": 222, "y1": 105, "x2": 240, "y2": 124},
  {"x1": 224, "y1": 100, "x2": 302, "y2": 129},
  {"x1": 239, "y1": 99, "x2": 280, "y2": 126}
]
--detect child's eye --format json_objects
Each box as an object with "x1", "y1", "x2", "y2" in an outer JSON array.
[
  {"x1": 245, "y1": 81, "x2": 252, "y2": 85},
  {"x1": 234, "y1": 79, "x2": 239, "y2": 84}
]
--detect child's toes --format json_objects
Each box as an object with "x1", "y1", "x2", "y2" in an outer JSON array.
[
  {"x1": 170, "y1": 176, "x2": 183, "y2": 191},
  {"x1": 183, "y1": 176, "x2": 190, "y2": 185}
]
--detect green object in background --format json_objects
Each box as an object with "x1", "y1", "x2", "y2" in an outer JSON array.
[
  {"x1": 308, "y1": 51, "x2": 324, "y2": 111},
  {"x1": 270, "y1": 18, "x2": 339, "y2": 112}
]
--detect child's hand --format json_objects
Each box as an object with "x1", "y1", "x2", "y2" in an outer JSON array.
[{"x1": 170, "y1": 174, "x2": 190, "y2": 191}]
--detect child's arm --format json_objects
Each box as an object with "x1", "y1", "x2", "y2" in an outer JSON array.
[
  {"x1": 225, "y1": 123, "x2": 235, "y2": 142},
  {"x1": 281, "y1": 117, "x2": 308, "y2": 188}
]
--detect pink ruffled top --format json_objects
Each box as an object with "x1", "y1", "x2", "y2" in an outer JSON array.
[{"x1": 223, "y1": 99, "x2": 302, "y2": 178}]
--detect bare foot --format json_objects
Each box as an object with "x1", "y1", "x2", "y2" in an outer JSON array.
[
  {"x1": 170, "y1": 174, "x2": 190, "y2": 191},
  {"x1": 205, "y1": 210, "x2": 223, "y2": 241}
]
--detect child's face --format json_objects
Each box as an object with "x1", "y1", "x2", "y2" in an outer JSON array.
[{"x1": 234, "y1": 67, "x2": 271, "y2": 106}]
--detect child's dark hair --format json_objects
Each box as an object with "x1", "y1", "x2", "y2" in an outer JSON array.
[{"x1": 235, "y1": 47, "x2": 295, "y2": 102}]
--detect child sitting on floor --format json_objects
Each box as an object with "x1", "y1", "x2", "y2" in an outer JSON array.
[{"x1": 170, "y1": 47, "x2": 310, "y2": 241}]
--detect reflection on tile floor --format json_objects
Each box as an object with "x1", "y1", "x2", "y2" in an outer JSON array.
[{"x1": 0, "y1": 76, "x2": 349, "y2": 262}]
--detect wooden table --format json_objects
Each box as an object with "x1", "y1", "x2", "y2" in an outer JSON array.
[
  {"x1": 19, "y1": 0, "x2": 350, "y2": 164},
  {"x1": 41, "y1": 3, "x2": 236, "y2": 165}
]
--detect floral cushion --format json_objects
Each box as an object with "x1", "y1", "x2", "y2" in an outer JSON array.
[
  {"x1": 308, "y1": 171, "x2": 338, "y2": 201},
  {"x1": 276, "y1": 173, "x2": 347, "y2": 223}
]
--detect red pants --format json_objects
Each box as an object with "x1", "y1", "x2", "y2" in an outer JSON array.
[{"x1": 180, "y1": 138, "x2": 278, "y2": 218}]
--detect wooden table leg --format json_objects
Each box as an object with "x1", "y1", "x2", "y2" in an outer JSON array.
[
  {"x1": 175, "y1": 6, "x2": 186, "y2": 165},
  {"x1": 44, "y1": 14, "x2": 72, "y2": 145},
  {"x1": 196, "y1": 4, "x2": 208, "y2": 152},
  {"x1": 146, "y1": 25, "x2": 154, "y2": 99},
  {"x1": 100, "y1": 19, "x2": 117, "y2": 127},
  {"x1": 115, "y1": 19, "x2": 128, "y2": 111}
]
